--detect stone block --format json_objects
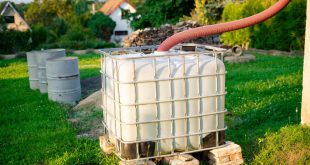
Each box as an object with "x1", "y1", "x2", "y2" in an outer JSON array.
[
  {"x1": 209, "y1": 142, "x2": 242, "y2": 158},
  {"x1": 209, "y1": 159, "x2": 244, "y2": 165},
  {"x1": 119, "y1": 160, "x2": 156, "y2": 165},
  {"x1": 163, "y1": 154, "x2": 199, "y2": 165},
  {"x1": 209, "y1": 155, "x2": 230, "y2": 164},
  {"x1": 99, "y1": 135, "x2": 115, "y2": 154},
  {"x1": 224, "y1": 54, "x2": 256, "y2": 64},
  {"x1": 229, "y1": 153, "x2": 243, "y2": 161}
]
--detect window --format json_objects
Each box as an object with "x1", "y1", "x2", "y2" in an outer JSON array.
[
  {"x1": 115, "y1": 31, "x2": 128, "y2": 36},
  {"x1": 4, "y1": 16, "x2": 14, "y2": 23}
]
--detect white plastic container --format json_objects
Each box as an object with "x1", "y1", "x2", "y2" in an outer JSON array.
[
  {"x1": 26, "y1": 51, "x2": 39, "y2": 90},
  {"x1": 102, "y1": 50, "x2": 226, "y2": 155},
  {"x1": 37, "y1": 49, "x2": 66, "y2": 93},
  {"x1": 46, "y1": 57, "x2": 81, "y2": 104}
]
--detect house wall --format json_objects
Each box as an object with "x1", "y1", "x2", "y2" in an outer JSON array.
[
  {"x1": 109, "y1": 2, "x2": 136, "y2": 43},
  {"x1": 6, "y1": 13, "x2": 29, "y2": 32}
]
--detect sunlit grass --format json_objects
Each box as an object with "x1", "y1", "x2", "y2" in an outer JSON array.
[
  {"x1": 69, "y1": 53, "x2": 101, "y2": 79},
  {"x1": 225, "y1": 54, "x2": 304, "y2": 162},
  {"x1": 0, "y1": 53, "x2": 307, "y2": 164},
  {"x1": 0, "y1": 54, "x2": 118, "y2": 165}
]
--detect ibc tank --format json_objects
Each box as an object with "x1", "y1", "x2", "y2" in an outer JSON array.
[
  {"x1": 37, "y1": 49, "x2": 66, "y2": 93},
  {"x1": 46, "y1": 57, "x2": 81, "y2": 104},
  {"x1": 26, "y1": 51, "x2": 39, "y2": 90},
  {"x1": 102, "y1": 50, "x2": 226, "y2": 159}
]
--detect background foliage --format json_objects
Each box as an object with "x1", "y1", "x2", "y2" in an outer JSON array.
[
  {"x1": 0, "y1": 29, "x2": 31, "y2": 54},
  {"x1": 0, "y1": 0, "x2": 117, "y2": 53},
  {"x1": 128, "y1": 0, "x2": 194, "y2": 29},
  {"x1": 221, "y1": 0, "x2": 306, "y2": 51},
  {"x1": 0, "y1": 0, "x2": 307, "y2": 53},
  {"x1": 87, "y1": 13, "x2": 116, "y2": 41}
]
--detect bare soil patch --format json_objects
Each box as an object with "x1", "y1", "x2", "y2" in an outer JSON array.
[{"x1": 69, "y1": 76, "x2": 103, "y2": 138}]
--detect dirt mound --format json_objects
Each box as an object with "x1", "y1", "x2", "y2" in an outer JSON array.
[
  {"x1": 69, "y1": 89, "x2": 104, "y2": 138},
  {"x1": 74, "y1": 90, "x2": 101, "y2": 110},
  {"x1": 81, "y1": 76, "x2": 101, "y2": 98}
]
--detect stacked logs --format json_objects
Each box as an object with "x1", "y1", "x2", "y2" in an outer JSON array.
[{"x1": 122, "y1": 21, "x2": 220, "y2": 47}]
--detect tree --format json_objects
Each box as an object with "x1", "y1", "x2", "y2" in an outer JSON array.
[
  {"x1": 205, "y1": 0, "x2": 225, "y2": 24},
  {"x1": 128, "y1": 0, "x2": 194, "y2": 30},
  {"x1": 25, "y1": 0, "x2": 75, "y2": 26},
  {"x1": 74, "y1": 0, "x2": 88, "y2": 15},
  {"x1": 129, "y1": 0, "x2": 144, "y2": 7},
  {"x1": 192, "y1": 0, "x2": 208, "y2": 25},
  {"x1": 87, "y1": 13, "x2": 116, "y2": 41}
]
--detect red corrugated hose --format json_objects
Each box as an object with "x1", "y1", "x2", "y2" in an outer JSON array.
[{"x1": 157, "y1": 0, "x2": 291, "y2": 51}]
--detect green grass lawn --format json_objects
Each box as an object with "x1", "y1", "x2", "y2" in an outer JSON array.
[
  {"x1": 0, "y1": 54, "x2": 118, "y2": 165},
  {"x1": 225, "y1": 54, "x2": 305, "y2": 163},
  {"x1": 0, "y1": 53, "x2": 308, "y2": 164}
]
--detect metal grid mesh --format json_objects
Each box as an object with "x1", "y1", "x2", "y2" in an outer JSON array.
[{"x1": 99, "y1": 44, "x2": 228, "y2": 162}]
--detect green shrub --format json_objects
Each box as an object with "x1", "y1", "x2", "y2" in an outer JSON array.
[
  {"x1": 220, "y1": 2, "x2": 252, "y2": 48},
  {"x1": 38, "y1": 40, "x2": 116, "y2": 50},
  {"x1": 221, "y1": 0, "x2": 306, "y2": 51},
  {"x1": 128, "y1": 0, "x2": 194, "y2": 29},
  {"x1": 0, "y1": 29, "x2": 31, "y2": 54},
  {"x1": 31, "y1": 24, "x2": 49, "y2": 48},
  {"x1": 87, "y1": 13, "x2": 116, "y2": 41},
  {"x1": 48, "y1": 18, "x2": 68, "y2": 37},
  {"x1": 31, "y1": 24, "x2": 61, "y2": 48},
  {"x1": 60, "y1": 25, "x2": 94, "y2": 42}
]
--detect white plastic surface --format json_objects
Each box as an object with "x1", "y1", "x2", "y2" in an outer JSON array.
[
  {"x1": 47, "y1": 77, "x2": 81, "y2": 104},
  {"x1": 46, "y1": 57, "x2": 81, "y2": 104},
  {"x1": 37, "y1": 49, "x2": 66, "y2": 93},
  {"x1": 46, "y1": 57, "x2": 79, "y2": 77},
  {"x1": 103, "y1": 52, "x2": 225, "y2": 154},
  {"x1": 26, "y1": 51, "x2": 40, "y2": 89}
]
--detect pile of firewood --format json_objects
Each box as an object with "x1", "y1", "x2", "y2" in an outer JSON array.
[{"x1": 122, "y1": 21, "x2": 220, "y2": 47}]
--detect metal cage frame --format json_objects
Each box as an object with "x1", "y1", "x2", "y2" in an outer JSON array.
[{"x1": 99, "y1": 44, "x2": 228, "y2": 163}]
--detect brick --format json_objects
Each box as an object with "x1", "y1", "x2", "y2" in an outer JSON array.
[
  {"x1": 178, "y1": 154, "x2": 194, "y2": 161},
  {"x1": 209, "y1": 159, "x2": 244, "y2": 165},
  {"x1": 119, "y1": 160, "x2": 156, "y2": 165},
  {"x1": 209, "y1": 142, "x2": 242, "y2": 157},
  {"x1": 163, "y1": 154, "x2": 199, "y2": 165},
  {"x1": 221, "y1": 159, "x2": 244, "y2": 165},
  {"x1": 99, "y1": 135, "x2": 115, "y2": 154},
  {"x1": 229, "y1": 153, "x2": 243, "y2": 161},
  {"x1": 209, "y1": 155, "x2": 230, "y2": 164}
]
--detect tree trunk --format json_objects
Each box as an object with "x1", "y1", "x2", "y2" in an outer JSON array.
[{"x1": 301, "y1": 0, "x2": 310, "y2": 126}]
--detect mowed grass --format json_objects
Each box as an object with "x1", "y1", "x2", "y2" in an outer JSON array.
[
  {"x1": 225, "y1": 54, "x2": 305, "y2": 163},
  {"x1": 0, "y1": 53, "x2": 308, "y2": 164},
  {"x1": 0, "y1": 54, "x2": 118, "y2": 164}
]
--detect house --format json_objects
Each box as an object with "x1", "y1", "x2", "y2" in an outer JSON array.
[
  {"x1": 99, "y1": 0, "x2": 136, "y2": 42},
  {"x1": 0, "y1": 2, "x2": 31, "y2": 32}
]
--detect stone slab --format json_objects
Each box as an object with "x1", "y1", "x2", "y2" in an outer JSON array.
[{"x1": 224, "y1": 54, "x2": 256, "y2": 64}]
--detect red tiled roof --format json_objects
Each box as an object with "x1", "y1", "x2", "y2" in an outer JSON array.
[{"x1": 99, "y1": 0, "x2": 134, "y2": 15}]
